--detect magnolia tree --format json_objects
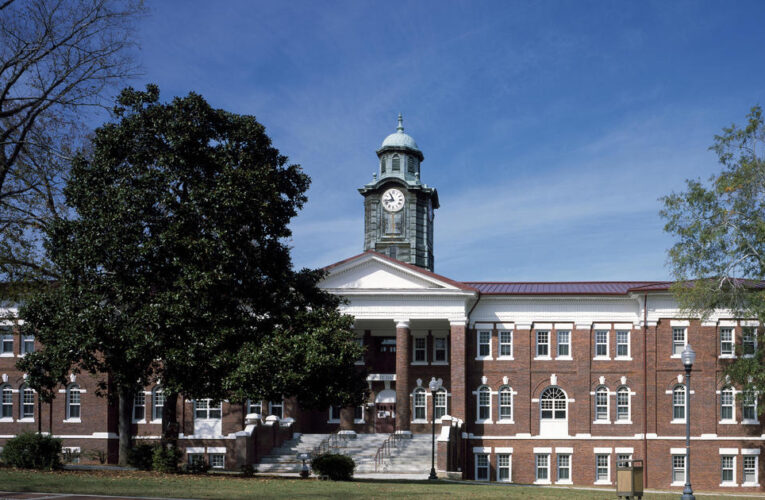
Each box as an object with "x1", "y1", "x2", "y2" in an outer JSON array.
[{"x1": 18, "y1": 86, "x2": 367, "y2": 465}]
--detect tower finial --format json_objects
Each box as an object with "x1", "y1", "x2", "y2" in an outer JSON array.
[{"x1": 397, "y1": 113, "x2": 404, "y2": 132}]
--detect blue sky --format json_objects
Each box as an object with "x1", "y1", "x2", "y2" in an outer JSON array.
[{"x1": 127, "y1": 1, "x2": 765, "y2": 281}]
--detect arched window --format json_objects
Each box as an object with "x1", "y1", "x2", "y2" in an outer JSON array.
[
  {"x1": 380, "y1": 157, "x2": 386, "y2": 174},
  {"x1": 407, "y1": 156, "x2": 415, "y2": 174},
  {"x1": 616, "y1": 386, "x2": 630, "y2": 421},
  {"x1": 434, "y1": 388, "x2": 447, "y2": 419},
  {"x1": 477, "y1": 386, "x2": 491, "y2": 421},
  {"x1": 133, "y1": 390, "x2": 145, "y2": 422},
  {"x1": 594, "y1": 386, "x2": 609, "y2": 422},
  {"x1": 152, "y1": 387, "x2": 165, "y2": 421},
  {"x1": 413, "y1": 388, "x2": 426, "y2": 420},
  {"x1": 66, "y1": 384, "x2": 81, "y2": 420},
  {"x1": 498, "y1": 386, "x2": 513, "y2": 422},
  {"x1": 20, "y1": 384, "x2": 34, "y2": 419},
  {"x1": 720, "y1": 386, "x2": 735, "y2": 421},
  {"x1": 392, "y1": 154, "x2": 400, "y2": 172},
  {"x1": 1, "y1": 384, "x2": 12, "y2": 418},
  {"x1": 672, "y1": 385, "x2": 685, "y2": 420},
  {"x1": 540, "y1": 387, "x2": 566, "y2": 420},
  {"x1": 246, "y1": 399, "x2": 262, "y2": 415}
]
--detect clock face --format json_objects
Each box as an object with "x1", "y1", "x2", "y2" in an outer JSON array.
[{"x1": 381, "y1": 188, "x2": 405, "y2": 212}]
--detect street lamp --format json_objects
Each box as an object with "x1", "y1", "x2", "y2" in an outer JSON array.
[
  {"x1": 681, "y1": 344, "x2": 696, "y2": 500},
  {"x1": 428, "y1": 376, "x2": 443, "y2": 480}
]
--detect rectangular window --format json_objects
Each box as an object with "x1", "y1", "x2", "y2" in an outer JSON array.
[
  {"x1": 67, "y1": 388, "x2": 81, "y2": 419},
  {"x1": 499, "y1": 389, "x2": 512, "y2": 421},
  {"x1": 616, "y1": 389, "x2": 630, "y2": 421},
  {"x1": 672, "y1": 455, "x2": 685, "y2": 484},
  {"x1": 497, "y1": 453, "x2": 511, "y2": 482},
  {"x1": 721, "y1": 389, "x2": 734, "y2": 421},
  {"x1": 434, "y1": 337, "x2": 447, "y2": 363},
  {"x1": 355, "y1": 338, "x2": 364, "y2": 364},
  {"x1": 209, "y1": 453, "x2": 225, "y2": 469},
  {"x1": 672, "y1": 328, "x2": 686, "y2": 356},
  {"x1": 133, "y1": 392, "x2": 145, "y2": 421},
  {"x1": 595, "y1": 389, "x2": 609, "y2": 421},
  {"x1": 617, "y1": 454, "x2": 632, "y2": 467},
  {"x1": 475, "y1": 454, "x2": 489, "y2": 481},
  {"x1": 195, "y1": 399, "x2": 222, "y2": 419},
  {"x1": 535, "y1": 454, "x2": 549, "y2": 481},
  {"x1": 743, "y1": 327, "x2": 757, "y2": 356},
  {"x1": 721, "y1": 455, "x2": 735, "y2": 484},
  {"x1": 557, "y1": 330, "x2": 570, "y2": 357},
  {"x1": 329, "y1": 405, "x2": 341, "y2": 422},
  {"x1": 478, "y1": 389, "x2": 490, "y2": 420},
  {"x1": 720, "y1": 328, "x2": 734, "y2": 356},
  {"x1": 153, "y1": 390, "x2": 165, "y2": 421},
  {"x1": 743, "y1": 455, "x2": 758, "y2": 485},
  {"x1": 536, "y1": 331, "x2": 549, "y2": 357},
  {"x1": 269, "y1": 400, "x2": 283, "y2": 419},
  {"x1": 2, "y1": 388, "x2": 12, "y2": 418},
  {"x1": 478, "y1": 330, "x2": 491, "y2": 358},
  {"x1": 413, "y1": 337, "x2": 427, "y2": 362},
  {"x1": 616, "y1": 330, "x2": 629, "y2": 358},
  {"x1": 354, "y1": 405, "x2": 364, "y2": 422},
  {"x1": 21, "y1": 335, "x2": 34, "y2": 354},
  {"x1": 595, "y1": 330, "x2": 609, "y2": 358},
  {"x1": 596, "y1": 454, "x2": 610, "y2": 483},
  {"x1": 557, "y1": 454, "x2": 571, "y2": 482},
  {"x1": 1, "y1": 332, "x2": 12, "y2": 354},
  {"x1": 499, "y1": 330, "x2": 513, "y2": 357},
  {"x1": 188, "y1": 453, "x2": 205, "y2": 466},
  {"x1": 414, "y1": 390, "x2": 426, "y2": 420},
  {"x1": 434, "y1": 390, "x2": 446, "y2": 419}
]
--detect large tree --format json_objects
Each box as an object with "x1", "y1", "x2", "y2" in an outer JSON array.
[
  {"x1": 18, "y1": 86, "x2": 366, "y2": 465},
  {"x1": 661, "y1": 105, "x2": 765, "y2": 403},
  {"x1": 0, "y1": 0, "x2": 142, "y2": 287}
]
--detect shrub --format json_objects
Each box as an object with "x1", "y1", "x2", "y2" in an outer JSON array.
[
  {"x1": 0, "y1": 432, "x2": 62, "y2": 470},
  {"x1": 240, "y1": 463, "x2": 256, "y2": 477},
  {"x1": 152, "y1": 446, "x2": 181, "y2": 473},
  {"x1": 311, "y1": 453, "x2": 354, "y2": 481},
  {"x1": 86, "y1": 448, "x2": 107, "y2": 464},
  {"x1": 183, "y1": 458, "x2": 210, "y2": 475},
  {"x1": 127, "y1": 443, "x2": 156, "y2": 470}
]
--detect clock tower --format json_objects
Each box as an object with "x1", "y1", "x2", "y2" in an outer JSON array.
[{"x1": 359, "y1": 114, "x2": 439, "y2": 271}]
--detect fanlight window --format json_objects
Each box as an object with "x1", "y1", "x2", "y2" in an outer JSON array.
[{"x1": 540, "y1": 386, "x2": 566, "y2": 420}]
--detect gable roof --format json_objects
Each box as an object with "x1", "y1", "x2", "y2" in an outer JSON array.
[{"x1": 464, "y1": 281, "x2": 672, "y2": 295}]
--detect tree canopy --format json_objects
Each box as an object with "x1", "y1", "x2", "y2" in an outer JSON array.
[
  {"x1": 18, "y1": 86, "x2": 367, "y2": 462},
  {"x1": 661, "y1": 105, "x2": 765, "y2": 396}
]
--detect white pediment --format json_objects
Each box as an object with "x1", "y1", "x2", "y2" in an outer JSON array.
[{"x1": 321, "y1": 254, "x2": 459, "y2": 291}]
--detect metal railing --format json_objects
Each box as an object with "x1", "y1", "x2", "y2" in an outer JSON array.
[
  {"x1": 310, "y1": 430, "x2": 349, "y2": 458},
  {"x1": 374, "y1": 432, "x2": 402, "y2": 472}
]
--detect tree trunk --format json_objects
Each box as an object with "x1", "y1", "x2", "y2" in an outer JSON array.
[
  {"x1": 161, "y1": 392, "x2": 179, "y2": 450},
  {"x1": 117, "y1": 389, "x2": 133, "y2": 466}
]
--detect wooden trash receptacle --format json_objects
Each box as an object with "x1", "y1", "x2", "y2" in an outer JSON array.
[{"x1": 616, "y1": 459, "x2": 643, "y2": 499}]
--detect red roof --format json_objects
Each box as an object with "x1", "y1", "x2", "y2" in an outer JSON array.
[{"x1": 462, "y1": 281, "x2": 672, "y2": 295}]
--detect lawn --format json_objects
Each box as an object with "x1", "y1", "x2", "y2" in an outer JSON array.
[
  {"x1": 0, "y1": 469, "x2": 746, "y2": 499},
  {"x1": 0, "y1": 468, "x2": 744, "y2": 500}
]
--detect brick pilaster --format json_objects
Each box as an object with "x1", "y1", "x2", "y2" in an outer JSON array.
[
  {"x1": 395, "y1": 320, "x2": 410, "y2": 431},
  {"x1": 449, "y1": 321, "x2": 467, "y2": 422}
]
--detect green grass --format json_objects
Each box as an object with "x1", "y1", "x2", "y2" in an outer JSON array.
[{"x1": 0, "y1": 469, "x2": 746, "y2": 499}]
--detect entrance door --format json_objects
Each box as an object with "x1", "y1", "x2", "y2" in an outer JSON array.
[{"x1": 375, "y1": 402, "x2": 395, "y2": 433}]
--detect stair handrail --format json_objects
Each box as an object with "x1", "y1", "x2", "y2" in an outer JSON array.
[
  {"x1": 309, "y1": 429, "x2": 349, "y2": 459},
  {"x1": 374, "y1": 431, "x2": 402, "y2": 472}
]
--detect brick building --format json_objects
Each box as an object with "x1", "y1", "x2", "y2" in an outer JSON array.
[{"x1": 0, "y1": 116, "x2": 763, "y2": 492}]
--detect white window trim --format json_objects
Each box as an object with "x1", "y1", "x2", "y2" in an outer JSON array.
[
  {"x1": 151, "y1": 387, "x2": 164, "y2": 423},
  {"x1": 432, "y1": 335, "x2": 449, "y2": 365},
  {"x1": 412, "y1": 335, "x2": 428, "y2": 365},
  {"x1": 534, "y1": 453, "x2": 551, "y2": 485},
  {"x1": 474, "y1": 452, "x2": 490, "y2": 482},
  {"x1": 671, "y1": 454, "x2": 686, "y2": 486},
  {"x1": 593, "y1": 386, "x2": 610, "y2": 424},
  {"x1": 65, "y1": 385, "x2": 81, "y2": 422},
  {"x1": 719, "y1": 327, "x2": 736, "y2": 358},
  {"x1": 720, "y1": 453, "x2": 738, "y2": 487},
  {"x1": 474, "y1": 386, "x2": 493, "y2": 424},
  {"x1": 594, "y1": 330, "x2": 610, "y2": 360},
  {"x1": 594, "y1": 453, "x2": 611, "y2": 485},
  {"x1": 475, "y1": 330, "x2": 492, "y2": 361},
  {"x1": 742, "y1": 392, "x2": 759, "y2": 425},
  {"x1": 615, "y1": 330, "x2": 631, "y2": 360},
  {"x1": 671, "y1": 327, "x2": 687, "y2": 358},
  {"x1": 718, "y1": 387, "x2": 737, "y2": 424},
  {"x1": 497, "y1": 386, "x2": 516, "y2": 424},
  {"x1": 496, "y1": 452, "x2": 512, "y2": 482},
  {"x1": 555, "y1": 330, "x2": 571, "y2": 360},
  {"x1": 556, "y1": 452, "x2": 573, "y2": 484},
  {"x1": 742, "y1": 450, "x2": 760, "y2": 487},
  {"x1": 209, "y1": 453, "x2": 225, "y2": 469},
  {"x1": 535, "y1": 330, "x2": 551, "y2": 360},
  {"x1": 497, "y1": 330, "x2": 514, "y2": 360},
  {"x1": 411, "y1": 388, "x2": 427, "y2": 423},
  {"x1": 327, "y1": 405, "x2": 341, "y2": 424},
  {"x1": 615, "y1": 386, "x2": 632, "y2": 424}
]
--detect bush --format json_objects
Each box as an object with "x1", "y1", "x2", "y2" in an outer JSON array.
[
  {"x1": 86, "y1": 448, "x2": 107, "y2": 464},
  {"x1": 0, "y1": 432, "x2": 62, "y2": 470},
  {"x1": 183, "y1": 458, "x2": 210, "y2": 475},
  {"x1": 127, "y1": 443, "x2": 156, "y2": 470},
  {"x1": 311, "y1": 453, "x2": 354, "y2": 481},
  {"x1": 152, "y1": 446, "x2": 181, "y2": 473},
  {"x1": 240, "y1": 463, "x2": 256, "y2": 477}
]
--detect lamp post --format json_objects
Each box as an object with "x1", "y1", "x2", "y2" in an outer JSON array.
[
  {"x1": 681, "y1": 344, "x2": 696, "y2": 500},
  {"x1": 428, "y1": 376, "x2": 443, "y2": 480}
]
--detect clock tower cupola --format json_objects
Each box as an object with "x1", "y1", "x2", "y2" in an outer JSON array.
[{"x1": 359, "y1": 114, "x2": 439, "y2": 271}]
